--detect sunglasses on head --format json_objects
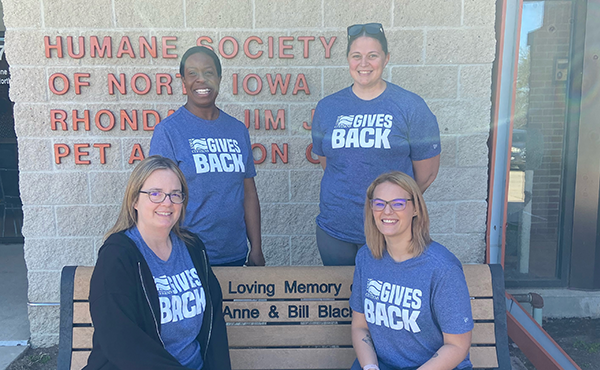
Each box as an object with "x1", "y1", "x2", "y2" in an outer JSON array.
[{"x1": 347, "y1": 23, "x2": 384, "y2": 38}]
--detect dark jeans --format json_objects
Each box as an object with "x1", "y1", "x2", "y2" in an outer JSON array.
[
  {"x1": 316, "y1": 225, "x2": 362, "y2": 266},
  {"x1": 212, "y1": 257, "x2": 246, "y2": 267}
]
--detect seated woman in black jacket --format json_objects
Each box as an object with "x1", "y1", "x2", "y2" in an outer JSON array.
[{"x1": 84, "y1": 155, "x2": 231, "y2": 370}]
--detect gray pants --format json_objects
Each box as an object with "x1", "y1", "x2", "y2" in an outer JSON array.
[{"x1": 316, "y1": 225, "x2": 362, "y2": 266}]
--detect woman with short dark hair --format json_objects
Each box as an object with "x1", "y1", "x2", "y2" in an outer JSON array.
[{"x1": 150, "y1": 46, "x2": 264, "y2": 267}]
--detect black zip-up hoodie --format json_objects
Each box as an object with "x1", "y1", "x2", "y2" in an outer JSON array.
[{"x1": 83, "y1": 232, "x2": 231, "y2": 370}]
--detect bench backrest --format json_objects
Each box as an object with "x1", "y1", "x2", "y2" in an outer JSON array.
[{"x1": 58, "y1": 264, "x2": 510, "y2": 370}]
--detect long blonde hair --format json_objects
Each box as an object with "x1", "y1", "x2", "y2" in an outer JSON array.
[
  {"x1": 364, "y1": 171, "x2": 431, "y2": 259},
  {"x1": 105, "y1": 155, "x2": 194, "y2": 244}
]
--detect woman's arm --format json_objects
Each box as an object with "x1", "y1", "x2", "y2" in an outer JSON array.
[
  {"x1": 351, "y1": 311, "x2": 379, "y2": 370},
  {"x1": 417, "y1": 331, "x2": 472, "y2": 370},
  {"x1": 412, "y1": 154, "x2": 440, "y2": 193},
  {"x1": 244, "y1": 177, "x2": 265, "y2": 266}
]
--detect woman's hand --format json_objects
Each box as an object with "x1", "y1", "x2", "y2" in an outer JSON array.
[
  {"x1": 417, "y1": 331, "x2": 472, "y2": 370},
  {"x1": 352, "y1": 311, "x2": 379, "y2": 368},
  {"x1": 244, "y1": 178, "x2": 265, "y2": 266}
]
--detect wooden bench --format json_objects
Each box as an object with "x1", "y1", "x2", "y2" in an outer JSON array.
[{"x1": 58, "y1": 264, "x2": 511, "y2": 370}]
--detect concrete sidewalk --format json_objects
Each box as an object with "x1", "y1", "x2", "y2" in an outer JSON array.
[{"x1": 0, "y1": 244, "x2": 30, "y2": 369}]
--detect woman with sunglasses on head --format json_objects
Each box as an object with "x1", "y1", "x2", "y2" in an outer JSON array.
[
  {"x1": 84, "y1": 155, "x2": 231, "y2": 370},
  {"x1": 350, "y1": 171, "x2": 473, "y2": 370},
  {"x1": 311, "y1": 23, "x2": 441, "y2": 266},
  {"x1": 150, "y1": 46, "x2": 264, "y2": 267}
]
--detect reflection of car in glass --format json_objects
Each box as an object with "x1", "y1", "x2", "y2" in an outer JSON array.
[{"x1": 511, "y1": 129, "x2": 526, "y2": 171}]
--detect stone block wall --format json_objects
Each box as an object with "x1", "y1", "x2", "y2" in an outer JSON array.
[{"x1": 3, "y1": 0, "x2": 496, "y2": 346}]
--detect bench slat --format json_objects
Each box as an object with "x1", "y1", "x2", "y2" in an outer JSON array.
[
  {"x1": 71, "y1": 351, "x2": 90, "y2": 370},
  {"x1": 230, "y1": 348, "x2": 356, "y2": 370},
  {"x1": 471, "y1": 299, "x2": 494, "y2": 321},
  {"x1": 73, "y1": 302, "x2": 92, "y2": 324},
  {"x1": 69, "y1": 296, "x2": 496, "y2": 327},
  {"x1": 67, "y1": 347, "x2": 499, "y2": 370},
  {"x1": 472, "y1": 323, "x2": 496, "y2": 345},
  {"x1": 463, "y1": 265, "x2": 493, "y2": 297},
  {"x1": 228, "y1": 324, "x2": 352, "y2": 347},
  {"x1": 74, "y1": 322, "x2": 496, "y2": 350},
  {"x1": 223, "y1": 301, "x2": 351, "y2": 323},
  {"x1": 227, "y1": 322, "x2": 496, "y2": 347},
  {"x1": 73, "y1": 267, "x2": 93, "y2": 300},
  {"x1": 215, "y1": 266, "x2": 355, "y2": 299},
  {"x1": 470, "y1": 346, "x2": 499, "y2": 368},
  {"x1": 73, "y1": 327, "x2": 93, "y2": 349}
]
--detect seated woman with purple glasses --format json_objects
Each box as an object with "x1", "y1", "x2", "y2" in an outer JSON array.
[
  {"x1": 311, "y1": 23, "x2": 441, "y2": 266},
  {"x1": 350, "y1": 171, "x2": 472, "y2": 370}
]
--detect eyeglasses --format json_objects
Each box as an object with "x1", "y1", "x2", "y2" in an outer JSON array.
[
  {"x1": 370, "y1": 198, "x2": 413, "y2": 212},
  {"x1": 139, "y1": 190, "x2": 186, "y2": 204},
  {"x1": 347, "y1": 23, "x2": 384, "y2": 38}
]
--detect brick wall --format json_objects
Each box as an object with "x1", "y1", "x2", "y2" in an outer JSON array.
[{"x1": 3, "y1": 0, "x2": 496, "y2": 346}]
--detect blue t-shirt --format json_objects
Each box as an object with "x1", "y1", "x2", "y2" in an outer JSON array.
[
  {"x1": 311, "y1": 83, "x2": 441, "y2": 244},
  {"x1": 150, "y1": 106, "x2": 257, "y2": 265},
  {"x1": 350, "y1": 242, "x2": 473, "y2": 369},
  {"x1": 126, "y1": 227, "x2": 205, "y2": 370}
]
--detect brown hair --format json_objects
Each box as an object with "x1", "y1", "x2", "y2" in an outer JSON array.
[
  {"x1": 364, "y1": 171, "x2": 431, "y2": 259},
  {"x1": 104, "y1": 155, "x2": 194, "y2": 243}
]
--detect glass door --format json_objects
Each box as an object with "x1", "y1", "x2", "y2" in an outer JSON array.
[{"x1": 504, "y1": 0, "x2": 577, "y2": 284}]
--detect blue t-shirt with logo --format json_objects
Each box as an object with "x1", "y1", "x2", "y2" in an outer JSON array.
[
  {"x1": 150, "y1": 107, "x2": 257, "y2": 265},
  {"x1": 349, "y1": 242, "x2": 473, "y2": 369},
  {"x1": 126, "y1": 227, "x2": 206, "y2": 370},
  {"x1": 311, "y1": 83, "x2": 441, "y2": 244}
]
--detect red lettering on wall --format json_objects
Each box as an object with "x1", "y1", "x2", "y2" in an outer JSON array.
[
  {"x1": 72, "y1": 110, "x2": 91, "y2": 131},
  {"x1": 271, "y1": 143, "x2": 288, "y2": 163},
  {"x1": 131, "y1": 73, "x2": 151, "y2": 95},
  {"x1": 67, "y1": 36, "x2": 85, "y2": 59},
  {"x1": 54, "y1": 144, "x2": 70, "y2": 164},
  {"x1": 252, "y1": 143, "x2": 267, "y2": 164},
  {"x1": 305, "y1": 143, "x2": 320, "y2": 164},
  {"x1": 120, "y1": 110, "x2": 138, "y2": 130},
  {"x1": 108, "y1": 73, "x2": 126, "y2": 95},
  {"x1": 292, "y1": 74, "x2": 310, "y2": 95},
  {"x1": 232, "y1": 74, "x2": 239, "y2": 95},
  {"x1": 303, "y1": 109, "x2": 315, "y2": 130},
  {"x1": 44, "y1": 36, "x2": 63, "y2": 58},
  {"x1": 49, "y1": 73, "x2": 69, "y2": 95},
  {"x1": 94, "y1": 143, "x2": 111, "y2": 164},
  {"x1": 244, "y1": 36, "x2": 263, "y2": 59},
  {"x1": 297, "y1": 36, "x2": 315, "y2": 58},
  {"x1": 95, "y1": 110, "x2": 116, "y2": 131},
  {"x1": 268, "y1": 36, "x2": 274, "y2": 58},
  {"x1": 319, "y1": 36, "x2": 336, "y2": 58},
  {"x1": 117, "y1": 36, "x2": 135, "y2": 58},
  {"x1": 196, "y1": 36, "x2": 214, "y2": 49},
  {"x1": 51, "y1": 110, "x2": 68, "y2": 130},
  {"x1": 143, "y1": 110, "x2": 159, "y2": 130},
  {"x1": 265, "y1": 110, "x2": 285, "y2": 130},
  {"x1": 74, "y1": 143, "x2": 91, "y2": 165},
  {"x1": 278, "y1": 36, "x2": 294, "y2": 59},
  {"x1": 129, "y1": 144, "x2": 145, "y2": 164},
  {"x1": 242, "y1": 74, "x2": 262, "y2": 95},
  {"x1": 162, "y1": 36, "x2": 177, "y2": 58},
  {"x1": 139, "y1": 36, "x2": 157, "y2": 58},
  {"x1": 167, "y1": 109, "x2": 176, "y2": 116},
  {"x1": 219, "y1": 36, "x2": 239, "y2": 59},
  {"x1": 266, "y1": 74, "x2": 291, "y2": 95},
  {"x1": 254, "y1": 109, "x2": 260, "y2": 129},
  {"x1": 156, "y1": 73, "x2": 173, "y2": 95},
  {"x1": 74, "y1": 73, "x2": 90, "y2": 94},
  {"x1": 90, "y1": 36, "x2": 112, "y2": 58}
]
